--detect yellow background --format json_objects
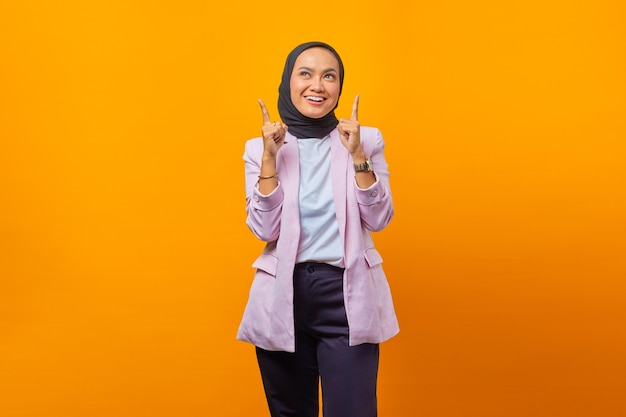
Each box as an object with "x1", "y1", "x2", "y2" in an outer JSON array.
[{"x1": 1, "y1": 0, "x2": 625, "y2": 416}]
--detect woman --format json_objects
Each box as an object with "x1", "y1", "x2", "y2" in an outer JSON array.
[{"x1": 237, "y1": 41, "x2": 399, "y2": 417}]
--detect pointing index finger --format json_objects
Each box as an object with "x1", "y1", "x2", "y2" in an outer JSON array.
[
  {"x1": 351, "y1": 94, "x2": 360, "y2": 121},
  {"x1": 258, "y1": 98, "x2": 271, "y2": 125}
]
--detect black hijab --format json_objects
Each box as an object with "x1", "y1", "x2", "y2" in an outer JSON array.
[{"x1": 277, "y1": 41, "x2": 344, "y2": 139}]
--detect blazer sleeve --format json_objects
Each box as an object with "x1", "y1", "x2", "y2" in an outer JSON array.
[
  {"x1": 243, "y1": 138, "x2": 283, "y2": 242},
  {"x1": 353, "y1": 127, "x2": 394, "y2": 231}
]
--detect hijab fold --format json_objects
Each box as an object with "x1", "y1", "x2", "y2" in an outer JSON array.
[{"x1": 277, "y1": 42, "x2": 344, "y2": 139}]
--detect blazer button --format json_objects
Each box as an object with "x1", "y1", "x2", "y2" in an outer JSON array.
[
  {"x1": 371, "y1": 190, "x2": 378, "y2": 197},
  {"x1": 254, "y1": 196, "x2": 260, "y2": 202}
]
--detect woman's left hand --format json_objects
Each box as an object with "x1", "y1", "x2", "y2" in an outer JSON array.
[{"x1": 338, "y1": 94, "x2": 362, "y2": 156}]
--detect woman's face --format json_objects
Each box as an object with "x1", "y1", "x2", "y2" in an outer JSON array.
[{"x1": 290, "y1": 47, "x2": 341, "y2": 119}]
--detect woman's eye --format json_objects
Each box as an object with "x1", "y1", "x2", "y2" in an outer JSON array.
[
  {"x1": 300, "y1": 71, "x2": 310, "y2": 77},
  {"x1": 324, "y1": 74, "x2": 335, "y2": 80}
]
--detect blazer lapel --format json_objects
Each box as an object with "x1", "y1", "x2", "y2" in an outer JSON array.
[
  {"x1": 277, "y1": 132, "x2": 301, "y2": 256},
  {"x1": 278, "y1": 132, "x2": 300, "y2": 192},
  {"x1": 330, "y1": 130, "x2": 349, "y2": 244}
]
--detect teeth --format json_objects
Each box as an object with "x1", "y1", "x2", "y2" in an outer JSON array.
[{"x1": 306, "y1": 96, "x2": 324, "y2": 102}]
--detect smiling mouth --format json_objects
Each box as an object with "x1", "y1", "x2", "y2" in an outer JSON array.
[{"x1": 305, "y1": 96, "x2": 326, "y2": 103}]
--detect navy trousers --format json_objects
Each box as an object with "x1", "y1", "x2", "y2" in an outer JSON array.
[{"x1": 256, "y1": 262, "x2": 379, "y2": 417}]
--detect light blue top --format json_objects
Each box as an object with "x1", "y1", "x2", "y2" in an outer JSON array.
[{"x1": 295, "y1": 136, "x2": 344, "y2": 267}]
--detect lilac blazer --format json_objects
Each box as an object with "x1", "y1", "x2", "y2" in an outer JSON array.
[{"x1": 236, "y1": 126, "x2": 399, "y2": 352}]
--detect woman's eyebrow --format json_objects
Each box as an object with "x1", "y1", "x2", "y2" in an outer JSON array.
[{"x1": 296, "y1": 66, "x2": 338, "y2": 73}]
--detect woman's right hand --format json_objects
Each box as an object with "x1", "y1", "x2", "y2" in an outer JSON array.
[{"x1": 258, "y1": 99, "x2": 287, "y2": 158}]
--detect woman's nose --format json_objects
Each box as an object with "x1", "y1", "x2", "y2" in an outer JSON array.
[{"x1": 310, "y1": 77, "x2": 324, "y2": 91}]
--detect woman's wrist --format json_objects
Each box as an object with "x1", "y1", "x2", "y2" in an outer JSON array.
[
  {"x1": 350, "y1": 148, "x2": 366, "y2": 164},
  {"x1": 262, "y1": 152, "x2": 277, "y2": 163}
]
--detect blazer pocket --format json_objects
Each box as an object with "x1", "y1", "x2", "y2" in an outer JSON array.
[
  {"x1": 252, "y1": 252, "x2": 278, "y2": 276},
  {"x1": 364, "y1": 247, "x2": 383, "y2": 267}
]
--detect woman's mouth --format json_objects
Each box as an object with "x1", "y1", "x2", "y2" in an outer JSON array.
[{"x1": 305, "y1": 96, "x2": 326, "y2": 104}]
